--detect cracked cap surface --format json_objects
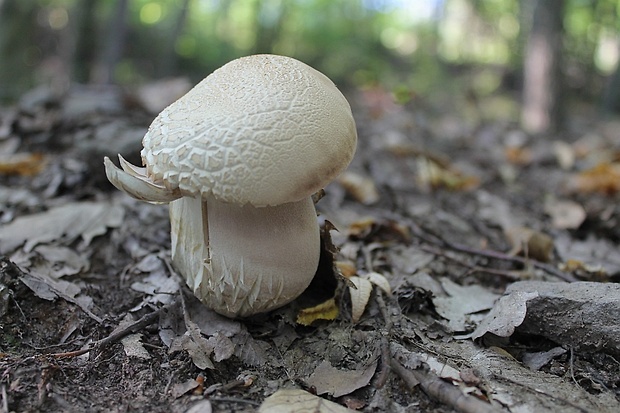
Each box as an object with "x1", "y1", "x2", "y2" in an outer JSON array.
[{"x1": 141, "y1": 54, "x2": 357, "y2": 206}]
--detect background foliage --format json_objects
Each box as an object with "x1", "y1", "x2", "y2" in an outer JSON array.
[{"x1": 0, "y1": 0, "x2": 619, "y2": 115}]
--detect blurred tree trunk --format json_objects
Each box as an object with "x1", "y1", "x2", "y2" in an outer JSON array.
[
  {"x1": 94, "y1": 0, "x2": 129, "y2": 84},
  {"x1": 0, "y1": 0, "x2": 38, "y2": 101},
  {"x1": 252, "y1": 1, "x2": 288, "y2": 55},
  {"x1": 73, "y1": 0, "x2": 100, "y2": 83},
  {"x1": 159, "y1": 0, "x2": 191, "y2": 77},
  {"x1": 521, "y1": 0, "x2": 565, "y2": 135},
  {"x1": 602, "y1": 59, "x2": 620, "y2": 114}
]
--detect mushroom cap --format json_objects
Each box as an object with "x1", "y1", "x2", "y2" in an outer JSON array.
[{"x1": 141, "y1": 54, "x2": 357, "y2": 207}]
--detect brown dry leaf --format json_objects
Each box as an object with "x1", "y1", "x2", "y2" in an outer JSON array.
[
  {"x1": 9, "y1": 245, "x2": 90, "y2": 283},
  {"x1": 161, "y1": 294, "x2": 246, "y2": 368},
  {"x1": 347, "y1": 217, "x2": 410, "y2": 243},
  {"x1": 259, "y1": 389, "x2": 356, "y2": 413},
  {"x1": 559, "y1": 259, "x2": 606, "y2": 280},
  {"x1": 347, "y1": 217, "x2": 376, "y2": 239},
  {"x1": 0, "y1": 152, "x2": 46, "y2": 176},
  {"x1": 0, "y1": 201, "x2": 124, "y2": 253},
  {"x1": 544, "y1": 198, "x2": 586, "y2": 230},
  {"x1": 470, "y1": 291, "x2": 539, "y2": 340},
  {"x1": 306, "y1": 359, "x2": 378, "y2": 398},
  {"x1": 504, "y1": 145, "x2": 533, "y2": 165},
  {"x1": 366, "y1": 271, "x2": 391, "y2": 295},
  {"x1": 505, "y1": 226, "x2": 554, "y2": 262},
  {"x1": 417, "y1": 157, "x2": 479, "y2": 191},
  {"x1": 207, "y1": 332, "x2": 235, "y2": 362},
  {"x1": 433, "y1": 278, "x2": 500, "y2": 333},
  {"x1": 172, "y1": 378, "x2": 200, "y2": 399},
  {"x1": 555, "y1": 233, "x2": 620, "y2": 277},
  {"x1": 296, "y1": 298, "x2": 339, "y2": 326},
  {"x1": 19, "y1": 269, "x2": 101, "y2": 323},
  {"x1": 232, "y1": 330, "x2": 269, "y2": 366},
  {"x1": 116, "y1": 314, "x2": 151, "y2": 360},
  {"x1": 169, "y1": 319, "x2": 215, "y2": 370},
  {"x1": 568, "y1": 162, "x2": 620, "y2": 194},
  {"x1": 335, "y1": 260, "x2": 357, "y2": 278},
  {"x1": 338, "y1": 171, "x2": 380, "y2": 205},
  {"x1": 130, "y1": 254, "x2": 180, "y2": 307},
  {"x1": 349, "y1": 276, "x2": 372, "y2": 323},
  {"x1": 120, "y1": 333, "x2": 150, "y2": 359},
  {"x1": 522, "y1": 347, "x2": 567, "y2": 371}
]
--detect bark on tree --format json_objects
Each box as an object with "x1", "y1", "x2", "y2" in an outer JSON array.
[
  {"x1": 159, "y1": 0, "x2": 191, "y2": 77},
  {"x1": 73, "y1": 0, "x2": 100, "y2": 84},
  {"x1": 602, "y1": 53, "x2": 620, "y2": 114},
  {"x1": 521, "y1": 0, "x2": 565, "y2": 135},
  {"x1": 94, "y1": 0, "x2": 129, "y2": 84},
  {"x1": 0, "y1": 0, "x2": 38, "y2": 101}
]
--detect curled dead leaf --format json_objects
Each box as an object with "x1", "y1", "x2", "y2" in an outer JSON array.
[
  {"x1": 366, "y1": 271, "x2": 391, "y2": 295},
  {"x1": 470, "y1": 291, "x2": 539, "y2": 340},
  {"x1": 348, "y1": 217, "x2": 376, "y2": 239},
  {"x1": 505, "y1": 226, "x2": 554, "y2": 262},
  {"x1": 338, "y1": 171, "x2": 380, "y2": 205},
  {"x1": 544, "y1": 198, "x2": 586, "y2": 230},
  {"x1": 335, "y1": 260, "x2": 357, "y2": 278},
  {"x1": 349, "y1": 276, "x2": 372, "y2": 323},
  {"x1": 417, "y1": 156, "x2": 479, "y2": 191}
]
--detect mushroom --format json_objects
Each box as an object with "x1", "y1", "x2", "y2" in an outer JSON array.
[{"x1": 104, "y1": 54, "x2": 357, "y2": 317}]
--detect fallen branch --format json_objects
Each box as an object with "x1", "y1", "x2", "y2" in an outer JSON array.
[{"x1": 390, "y1": 358, "x2": 504, "y2": 413}]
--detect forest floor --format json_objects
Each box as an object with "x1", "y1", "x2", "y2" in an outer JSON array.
[{"x1": 1, "y1": 81, "x2": 620, "y2": 413}]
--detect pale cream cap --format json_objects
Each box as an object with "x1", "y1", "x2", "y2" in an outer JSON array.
[{"x1": 141, "y1": 54, "x2": 357, "y2": 207}]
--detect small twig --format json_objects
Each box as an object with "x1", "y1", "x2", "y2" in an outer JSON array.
[
  {"x1": 446, "y1": 242, "x2": 575, "y2": 282},
  {"x1": 374, "y1": 292, "x2": 392, "y2": 389},
  {"x1": 163, "y1": 370, "x2": 177, "y2": 396},
  {"x1": 390, "y1": 358, "x2": 503, "y2": 413},
  {"x1": 409, "y1": 221, "x2": 576, "y2": 282},
  {"x1": 363, "y1": 245, "x2": 392, "y2": 389},
  {"x1": 178, "y1": 288, "x2": 193, "y2": 330},
  {"x1": 420, "y1": 245, "x2": 521, "y2": 279},
  {"x1": 569, "y1": 347, "x2": 579, "y2": 387},
  {"x1": 46, "y1": 300, "x2": 179, "y2": 359},
  {"x1": 1, "y1": 384, "x2": 8, "y2": 413}
]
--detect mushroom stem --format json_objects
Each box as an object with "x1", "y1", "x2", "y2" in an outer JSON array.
[{"x1": 169, "y1": 195, "x2": 320, "y2": 317}]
